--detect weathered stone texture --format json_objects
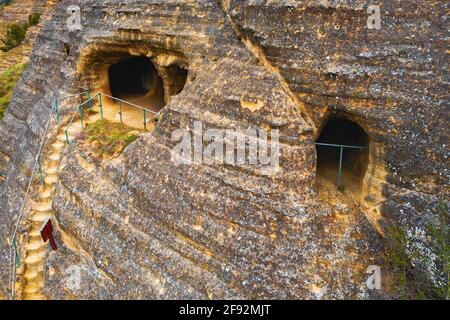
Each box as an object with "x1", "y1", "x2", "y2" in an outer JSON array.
[
  {"x1": 0, "y1": 0, "x2": 447, "y2": 299},
  {"x1": 0, "y1": 0, "x2": 57, "y2": 73}
]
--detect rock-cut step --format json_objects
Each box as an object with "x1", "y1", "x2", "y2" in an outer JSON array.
[
  {"x1": 51, "y1": 141, "x2": 65, "y2": 151},
  {"x1": 27, "y1": 232, "x2": 44, "y2": 243},
  {"x1": 29, "y1": 228, "x2": 44, "y2": 237},
  {"x1": 28, "y1": 229, "x2": 44, "y2": 243},
  {"x1": 40, "y1": 186, "x2": 56, "y2": 200},
  {"x1": 33, "y1": 201, "x2": 54, "y2": 213},
  {"x1": 44, "y1": 165, "x2": 58, "y2": 175},
  {"x1": 23, "y1": 292, "x2": 46, "y2": 300},
  {"x1": 23, "y1": 282, "x2": 44, "y2": 295},
  {"x1": 24, "y1": 250, "x2": 46, "y2": 265},
  {"x1": 44, "y1": 174, "x2": 58, "y2": 185},
  {"x1": 19, "y1": 110, "x2": 98, "y2": 300},
  {"x1": 31, "y1": 212, "x2": 54, "y2": 225},
  {"x1": 23, "y1": 268, "x2": 43, "y2": 282},
  {"x1": 25, "y1": 239, "x2": 46, "y2": 251},
  {"x1": 56, "y1": 134, "x2": 71, "y2": 143},
  {"x1": 47, "y1": 153, "x2": 62, "y2": 162}
]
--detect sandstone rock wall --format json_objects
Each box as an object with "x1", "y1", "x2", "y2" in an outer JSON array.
[
  {"x1": 226, "y1": 0, "x2": 449, "y2": 289},
  {"x1": 0, "y1": 0, "x2": 447, "y2": 299}
]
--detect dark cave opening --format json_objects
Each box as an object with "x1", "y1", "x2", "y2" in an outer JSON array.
[
  {"x1": 108, "y1": 56, "x2": 165, "y2": 110},
  {"x1": 168, "y1": 65, "x2": 188, "y2": 96},
  {"x1": 316, "y1": 118, "x2": 369, "y2": 190}
]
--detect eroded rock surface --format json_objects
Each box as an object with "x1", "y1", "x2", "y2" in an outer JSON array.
[
  {"x1": 0, "y1": 0, "x2": 447, "y2": 299},
  {"x1": 0, "y1": 0, "x2": 57, "y2": 73}
]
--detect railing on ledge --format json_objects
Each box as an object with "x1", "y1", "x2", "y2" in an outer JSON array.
[
  {"x1": 64, "y1": 92, "x2": 160, "y2": 144},
  {"x1": 8, "y1": 89, "x2": 161, "y2": 299},
  {"x1": 8, "y1": 89, "x2": 91, "y2": 300}
]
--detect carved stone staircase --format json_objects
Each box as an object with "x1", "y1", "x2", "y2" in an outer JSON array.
[{"x1": 20, "y1": 112, "x2": 99, "y2": 300}]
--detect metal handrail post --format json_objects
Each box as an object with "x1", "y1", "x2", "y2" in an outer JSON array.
[
  {"x1": 119, "y1": 101, "x2": 123, "y2": 123},
  {"x1": 143, "y1": 110, "x2": 147, "y2": 130},
  {"x1": 55, "y1": 99, "x2": 60, "y2": 124},
  {"x1": 87, "y1": 86, "x2": 92, "y2": 112},
  {"x1": 99, "y1": 93, "x2": 103, "y2": 119},
  {"x1": 37, "y1": 157, "x2": 44, "y2": 185},
  {"x1": 79, "y1": 105, "x2": 84, "y2": 130},
  {"x1": 337, "y1": 146, "x2": 344, "y2": 189},
  {"x1": 315, "y1": 142, "x2": 368, "y2": 190},
  {"x1": 13, "y1": 238, "x2": 20, "y2": 268},
  {"x1": 9, "y1": 101, "x2": 56, "y2": 299}
]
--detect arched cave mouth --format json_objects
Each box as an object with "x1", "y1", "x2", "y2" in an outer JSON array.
[
  {"x1": 166, "y1": 64, "x2": 188, "y2": 96},
  {"x1": 108, "y1": 56, "x2": 165, "y2": 111},
  {"x1": 316, "y1": 118, "x2": 369, "y2": 191}
]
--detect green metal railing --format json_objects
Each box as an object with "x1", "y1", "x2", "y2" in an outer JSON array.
[
  {"x1": 64, "y1": 93, "x2": 100, "y2": 144},
  {"x1": 315, "y1": 142, "x2": 367, "y2": 189},
  {"x1": 54, "y1": 90, "x2": 89, "y2": 125},
  {"x1": 64, "y1": 92, "x2": 160, "y2": 144},
  {"x1": 9, "y1": 88, "x2": 160, "y2": 299},
  {"x1": 8, "y1": 90, "x2": 91, "y2": 300},
  {"x1": 101, "y1": 93, "x2": 159, "y2": 131}
]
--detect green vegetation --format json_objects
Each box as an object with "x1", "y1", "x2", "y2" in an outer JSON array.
[
  {"x1": 384, "y1": 225, "x2": 414, "y2": 298},
  {"x1": 0, "y1": 1, "x2": 13, "y2": 12},
  {"x1": 27, "y1": 13, "x2": 41, "y2": 27},
  {"x1": 0, "y1": 13, "x2": 41, "y2": 52},
  {"x1": 0, "y1": 62, "x2": 28, "y2": 121},
  {"x1": 83, "y1": 119, "x2": 140, "y2": 158},
  {"x1": 428, "y1": 201, "x2": 450, "y2": 299},
  {"x1": 385, "y1": 200, "x2": 449, "y2": 299},
  {"x1": 0, "y1": 23, "x2": 27, "y2": 52}
]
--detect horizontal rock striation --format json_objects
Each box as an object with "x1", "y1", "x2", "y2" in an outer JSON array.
[
  {"x1": 226, "y1": 0, "x2": 449, "y2": 288},
  {"x1": 0, "y1": 0, "x2": 447, "y2": 299},
  {"x1": 0, "y1": 0, "x2": 57, "y2": 73}
]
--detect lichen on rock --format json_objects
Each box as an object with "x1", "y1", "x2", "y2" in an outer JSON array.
[{"x1": 0, "y1": 0, "x2": 447, "y2": 300}]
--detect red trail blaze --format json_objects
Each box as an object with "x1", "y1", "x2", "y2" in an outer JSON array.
[{"x1": 40, "y1": 218, "x2": 57, "y2": 250}]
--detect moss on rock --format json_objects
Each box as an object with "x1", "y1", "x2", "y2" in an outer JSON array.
[{"x1": 0, "y1": 62, "x2": 27, "y2": 121}]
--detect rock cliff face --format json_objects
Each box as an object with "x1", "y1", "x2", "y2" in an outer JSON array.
[
  {"x1": 1, "y1": 0, "x2": 49, "y2": 24},
  {"x1": 0, "y1": 0, "x2": 57, "y2": 73},
  {"x1": 0, "y1": 0, "x2": 447, "y2": 299}
]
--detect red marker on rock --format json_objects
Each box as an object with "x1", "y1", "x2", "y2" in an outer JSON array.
[{"x1": 40, "y1": 218, "x2": 57, "y2": 250}]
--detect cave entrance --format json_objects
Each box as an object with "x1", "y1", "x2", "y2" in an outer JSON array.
[
  {"x1": 78, "y1": 44, "x2": 190, "y2": 130},
  {"x1": 316, "y1": 118, "x2": 369, "y2": 193},
  {"x1": 108, "y1": 56, "x2": 165, "y2": 112},
  {"x1": 165, "y1": 65, "x2": 188, "y2": 97}
]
